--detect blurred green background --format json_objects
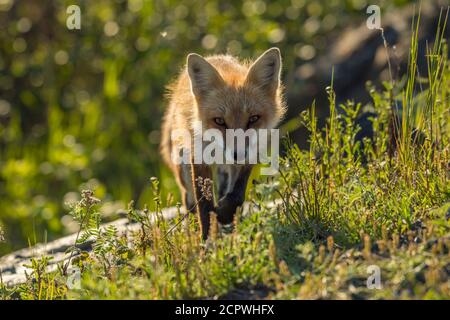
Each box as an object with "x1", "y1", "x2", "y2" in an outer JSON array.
[{"x1": 0, "y1": 0, "x2": 412, "y2": 254}]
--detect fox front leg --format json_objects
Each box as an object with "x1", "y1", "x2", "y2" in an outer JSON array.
[
  {"x1": 191, "y1": 163, "x2": 215, "y2": 240},
  {"x1": 216, "y1": 165, "x2": 252, "y2": 225}
]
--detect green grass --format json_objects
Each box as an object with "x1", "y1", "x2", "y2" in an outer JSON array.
[{"x1": 1, "y1": 8, "x2": 450, "y2": 301}]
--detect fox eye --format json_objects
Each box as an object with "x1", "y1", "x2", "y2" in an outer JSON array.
[
  {"x1": 214, "y1": 117, "x2": 225, "y2": 126},
  {"x1": 248, "y1": 115, "x2": 260, "y2": 124}
]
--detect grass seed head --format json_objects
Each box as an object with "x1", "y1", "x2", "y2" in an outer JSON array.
[{"x1": 196, "y1": 177, "x2": 213, "y2": 201}]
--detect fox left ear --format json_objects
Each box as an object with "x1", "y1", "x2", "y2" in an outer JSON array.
[
  {"x1": 187, "y1": 53, "x2": 225, "y2": 101},
  {"x1": 245, "y1": 47, "x2": 281, "y2": 97}
]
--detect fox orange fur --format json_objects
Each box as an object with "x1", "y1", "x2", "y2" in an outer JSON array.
[{"x1": 160, "y1": 48, "x2": 286, "y2": 239}]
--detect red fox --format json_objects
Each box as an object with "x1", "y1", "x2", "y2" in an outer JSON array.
[{"x1": 160, "y1": 48, "x2": 286, "y2": 239}]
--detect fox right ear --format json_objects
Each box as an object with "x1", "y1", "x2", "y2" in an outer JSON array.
[
  {"x1": 187, "y1": 53, "x2": 224, "y2": 100},
  {"x1": 245, "y1": 47, "x2": 281, "y2": 97}
]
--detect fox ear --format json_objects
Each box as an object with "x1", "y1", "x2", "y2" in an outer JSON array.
[
  {"x1": 245, "y1": 47, "x2": 281, "y2": 97},
  {"x1": 187, "y1": 53, "x2": 224, "y2": 99}
]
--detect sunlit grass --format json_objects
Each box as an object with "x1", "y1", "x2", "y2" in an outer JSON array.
[{"x1": 2, "y1": 9, "x2": 449, "y2": 300}]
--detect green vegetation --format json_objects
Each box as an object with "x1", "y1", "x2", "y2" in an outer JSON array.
[
  {"x1": 1, "y1": 7, "x2": 449, "y2": 299},
  {"x1": 1, "y1": 1, "x2": 449, "y2": 300}
]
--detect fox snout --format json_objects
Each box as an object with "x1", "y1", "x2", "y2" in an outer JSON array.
[{"x1": 225, "y1": 134, "x2": 258, "y2": 164}]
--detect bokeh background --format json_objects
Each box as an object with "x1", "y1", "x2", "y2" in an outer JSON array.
[{"x1": 0, "y1": 0, "x2": 444, "y2": 254}]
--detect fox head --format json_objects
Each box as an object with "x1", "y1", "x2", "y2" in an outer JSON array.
[{"x1": 186, "y1": 48, "x2": 286, "y2": 162}]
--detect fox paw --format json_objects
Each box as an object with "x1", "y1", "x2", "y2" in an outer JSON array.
[{"x1": 215, "y1": 196, "x2": 241, "y2": 225}]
